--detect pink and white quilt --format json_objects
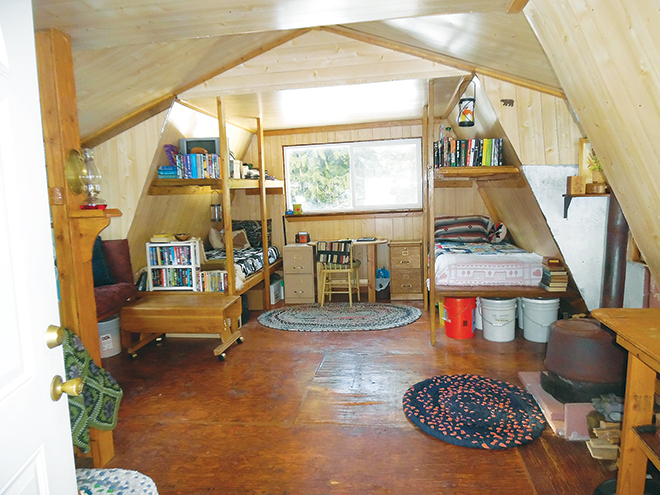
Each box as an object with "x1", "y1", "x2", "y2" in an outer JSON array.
[{"x1": 434, "y1": 242, "x2": 543, "y2": 287}]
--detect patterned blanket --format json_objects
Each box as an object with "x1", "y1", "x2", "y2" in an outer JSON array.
[
  {"x1": 63, "y1": 329, "x2": 123, "y2": 453},
  {"x1": 434, "y1": 241, "x2": 543, "y2": 287},
  {"x1": 204, "y1": 246, "x2": 280, "y2": 277}
]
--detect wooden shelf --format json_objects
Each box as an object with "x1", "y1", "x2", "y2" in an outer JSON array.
[
  {"x1": 148, "y1": 178, "x2": 284, "y2": 195},
  {"x1": 434, "y1": 166, "x2": 519, "y2": 185},
  {"x1": 69, "y1": 208, "x2": 122, "y2": 219},
  {"x1": 435, "y1": 285, "x2": 579, "y2": 299},
  {"x1": 634, "y1": 426, "x2": 660, "y2": 472}
]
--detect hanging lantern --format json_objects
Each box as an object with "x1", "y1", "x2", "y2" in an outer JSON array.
[
  {"x1": 210, "y1": 192, "x2": 223, "y2": 222},
  {"x1": 457, "y1": 80, "x2": 476, "y2": 127}
]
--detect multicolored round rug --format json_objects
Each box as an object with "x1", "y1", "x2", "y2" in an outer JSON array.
[
  {"x1": 403, "y1": 374, "x2": 546, "y2": 450},
  {"x1": 258, "y1": 302, "x2": 422, "y2": 332}
]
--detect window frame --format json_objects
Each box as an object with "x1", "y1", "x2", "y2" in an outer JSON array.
[{"x1": 283, "y1": 137, "x2": 423, "y2": 215}]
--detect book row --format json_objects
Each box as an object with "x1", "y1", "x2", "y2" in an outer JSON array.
[
  {"x1": 433, "y1": 138, "x2": 504, "y2": 168},
  {"x1": 148, "y1": 245, "x2": 193, "y2": 266},
  {"x1": 316, "y1": 241, "x2": 352, "y2": 264},
  {"x1": 150, "y1": 267, "x2": 194, "y2": 288},
  {"x1": 197, "y1": 270, "x2": 229, "y2": 293},
  {"x1": 157, "y1": 153, "x2": 221, "y2": 180}
]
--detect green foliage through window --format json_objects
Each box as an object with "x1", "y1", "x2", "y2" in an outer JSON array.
[{"x1": 285, "y1": 139, "x2": 422, "y2": 213}]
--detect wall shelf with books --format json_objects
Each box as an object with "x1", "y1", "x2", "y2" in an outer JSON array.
[
  {"x1": 148, "y1": 178, "x2": 284, "y2": 195},
  {"x1": 434, "y1": 165, "x2": 519, "y2": 185}
]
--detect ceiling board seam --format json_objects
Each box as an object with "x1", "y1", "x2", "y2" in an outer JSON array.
[{"x1": 322, "y1": 25, "x2": 565, "y2": 99}]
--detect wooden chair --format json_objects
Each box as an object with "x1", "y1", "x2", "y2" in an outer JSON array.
[{"x1": 317, "y1": 240, "x2": 361, "y2": 307}]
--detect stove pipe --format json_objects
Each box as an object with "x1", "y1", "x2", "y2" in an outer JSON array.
[{"x1": 601, "y1": 193, "x2": 629, "y2": 308}]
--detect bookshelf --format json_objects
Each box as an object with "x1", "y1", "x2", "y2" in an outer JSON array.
[
  {"x1": 146, "y1": 240, "x2": 201, "y2": 291},
  {"x1": 434, "y1": 166, "x2": 519, "y2": 185},
  {"x1": 147, "y1": 178, "x2": 284, "y2": 195}
]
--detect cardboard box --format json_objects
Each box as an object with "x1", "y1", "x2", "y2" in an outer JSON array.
[
  {"x1": 246, "y1": 279, "x2": 283, "y2": 310},
  {"x1": 567, "y1": 176, "x2": 586, "y2": 195}
]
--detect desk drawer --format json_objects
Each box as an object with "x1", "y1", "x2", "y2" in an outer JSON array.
[
  {"x1": 285, "y1": 274, "x2": 315, "y2": 303},
  {"x1": 391, "y1": 269, "x2": 423, "y2": 294},
  {"x1": 391, "y1": 243, "x2": 422, "y2": 269},
  {"x1": 283, "y1": 245, "x2": 314, "y2": 274}
]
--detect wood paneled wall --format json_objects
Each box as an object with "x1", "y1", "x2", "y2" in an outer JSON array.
[
  {"x1": 526, "y1": 0, "x2": 660, "y2": 288},
  {"x1": 480, "y1": 75, "x2": 582, "y2": 165}
]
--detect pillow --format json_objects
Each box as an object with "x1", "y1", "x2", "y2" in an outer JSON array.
[
  {"x1": 232, "y1": 219, "x2": 272, "y2": 248},
  {"x1": 232, "y1": 229, "x2": 251, "y2": 249},
  {"x1": 434, "y1": 215, "x2": 491, "y2": 243},
  {"x1": 488, "y1": 222, "x2": 508, "y2": 243},
  {"x1": 209, "y1": 227, "x2": 224, "y2": 249},
  {"x1": 92, "y1": 236, "x2": 116, "y2": 287},
  {"x1": 207, "y1": 228, "x2": 252, "y2": 250}
]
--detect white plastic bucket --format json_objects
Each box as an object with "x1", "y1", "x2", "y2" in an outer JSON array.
[
  {"x1": 480, "y1": 298, "x2": 517, "y2": 342},
  {"x1": 475, "y1": 298, "x2": 483, "y2": 330},
  {"x1": 98, "y1": 314, "x2": 121, "y2": 358},
  {"x1": 521, "y1": 298, "x2": 560, "y2": 343},
  {"x1": 517, "y1": 297, "x2": 524, "y2": 330}
]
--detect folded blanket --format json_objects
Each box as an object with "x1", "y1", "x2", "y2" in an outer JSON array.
[{"x1": 63, "y1": 328, "x2": 123, "y2": 452}]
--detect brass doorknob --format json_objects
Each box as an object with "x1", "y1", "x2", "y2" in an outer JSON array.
[
  {"x1": 45, "y1": 325, "x2": 66, "y2": 348},
  {"x1": 50, "y1": 375, "x2": 84, "y2": 401}
]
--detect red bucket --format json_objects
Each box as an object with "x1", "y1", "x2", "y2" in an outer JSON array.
[{"x1": 443, "y1": 297, "x2": 476, "y2": 339}]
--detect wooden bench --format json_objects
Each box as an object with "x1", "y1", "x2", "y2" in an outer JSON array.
[{"x1": 120, "y1": 292, "x2": 243, "y2": 361}]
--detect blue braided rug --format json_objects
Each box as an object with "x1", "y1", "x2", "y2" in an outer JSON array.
[
  {"x1": 258, "y1": 302, "x2": 422, "y2": 331},
  {"x1": 403, "y1": 374, "x2": 546, "y2": 450}
]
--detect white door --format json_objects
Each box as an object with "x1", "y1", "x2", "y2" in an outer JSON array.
[{"x1": 0, "y1": 0, "x2": 78, "y2": 493}]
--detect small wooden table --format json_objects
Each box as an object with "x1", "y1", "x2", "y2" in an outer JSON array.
[
  {"x1": 591, "y1": 308, "x2": 660, "y2": 495},
  {"x1": 120, "y1": 292, "x2": 243, "y2": 360}
]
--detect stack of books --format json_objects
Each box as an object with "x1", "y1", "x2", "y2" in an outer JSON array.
[
  {"x1": 433, "y1": 137, "x2": 504, "y2": 168},
  {"x1": 540, "y1": 257, "x2": 568, "y2": 292},
  {"x1": 157, "y1": 164, "x2": 182, "y2": 178}
]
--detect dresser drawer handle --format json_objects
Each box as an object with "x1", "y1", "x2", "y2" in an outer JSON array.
[
  {"x1": 401, "y1": 284, "x2": 413, "y2": 288},
  {"x1": 398, "y1": 260, "x2": 411, "y2": 264}
]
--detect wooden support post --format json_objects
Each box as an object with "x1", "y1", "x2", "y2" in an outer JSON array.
[
  {"x1": 35, "y1": 29, "x2": 119, "y2": 467},
  {"x1": 256, "y1": 118, "x2": 271, "y2": 310},
  {"x1": 217, "y1": 97, "x2": 236, "y2": 296}
]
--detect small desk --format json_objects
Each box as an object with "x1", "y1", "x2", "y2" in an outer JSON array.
[
  {"x1": 120, "y1": 292, "x2": 243, "y2": 360},
  {"x1": 309, "y1": 239, "x2": 388, "y2": 303},
  {"x1": 591, "y1": 308, "x2": 660, "y2": 495}
]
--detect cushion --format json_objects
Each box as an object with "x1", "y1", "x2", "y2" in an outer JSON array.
[
  {"x1": 94, "y1": 282, "x2": 137, "y2": 321},
  {"x1": 232, "y1": 219, "x2": 272, "y2": 248},
  {"x1": 92, "y1": 236, "x2": 116, "y2": 287},
  {"x1": 101, "y1": 239, "x2": 134, "y2": 284},
  {"x1": 209, "y1": 227, "x2": 224, "y2": 249},
  {"x1": 208, "y1": 228, "x2": 252, "y2": 250},
  {"x1": 434, "y1": 215, "x2": 491, "y2": 243}
]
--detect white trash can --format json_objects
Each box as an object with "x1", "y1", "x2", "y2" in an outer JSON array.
[{"x1": 98, "y1": 314, "x2": 121, "y2": 358}]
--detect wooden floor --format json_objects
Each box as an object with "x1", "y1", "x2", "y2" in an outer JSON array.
[{"x1": 101, "y1": 300, "x2": 614, "y2": 495}]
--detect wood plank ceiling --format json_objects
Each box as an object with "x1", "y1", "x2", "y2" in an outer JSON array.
[{"x1": 31, "y1": 0, "x2": 561, "y2": 145}]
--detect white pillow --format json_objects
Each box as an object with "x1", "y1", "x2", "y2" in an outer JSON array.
[{"x1": 208, "y1": 228, "x2": 224, "y2": 249}]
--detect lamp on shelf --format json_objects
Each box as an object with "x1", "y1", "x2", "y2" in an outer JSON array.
[
  {"x1": 79, "y1": 148, "x2": 107, "y2": 209},
  {"x1": 457, "y1": 80, "x2": 476, "y2": 128}
]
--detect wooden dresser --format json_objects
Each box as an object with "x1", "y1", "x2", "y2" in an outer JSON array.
[
  {"x1": 389, "y1": 240, "x2": 423, "y2": 300},
  {"x1": 283, "y1": 244, "x2": 315, "y2": 304}
]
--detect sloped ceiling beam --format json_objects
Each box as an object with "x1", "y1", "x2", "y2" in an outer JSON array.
[
  {"x1": 525, "y1": 0, "x2": 660, "y2": 287},
  {"x1": 81, "y1": 29, "x2": 309, "y2": 148},
  {"x1": 506, "y1": 0, "x2": 529, "y2": 14},
  {"x1": 323, "y1": 22, "x2": 564, "y2": 99}
]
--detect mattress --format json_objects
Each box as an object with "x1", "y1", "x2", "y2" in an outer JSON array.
[
  {"x1": 434, "y1": 241, "x2": 543, "y2": 287},
  {"x1": 204, "y1": 246, "x2": 280, "y2": 278}
]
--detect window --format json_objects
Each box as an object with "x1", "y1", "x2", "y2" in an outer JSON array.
[{"x1": 284, "y1": 139, "x2": 422, "y2": 213}]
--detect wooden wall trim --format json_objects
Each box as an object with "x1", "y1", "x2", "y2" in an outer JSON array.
[{"x1": 264, "y1": 118, "x2": 424, "y2": 137}]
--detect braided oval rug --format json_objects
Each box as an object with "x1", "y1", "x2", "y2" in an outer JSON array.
[
  {"x1": 257, "y1": 302, "x2": 422, "y2": 331},
  {"x1": 403, "y1": 373, "x2": 546, "y2": 450}
]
